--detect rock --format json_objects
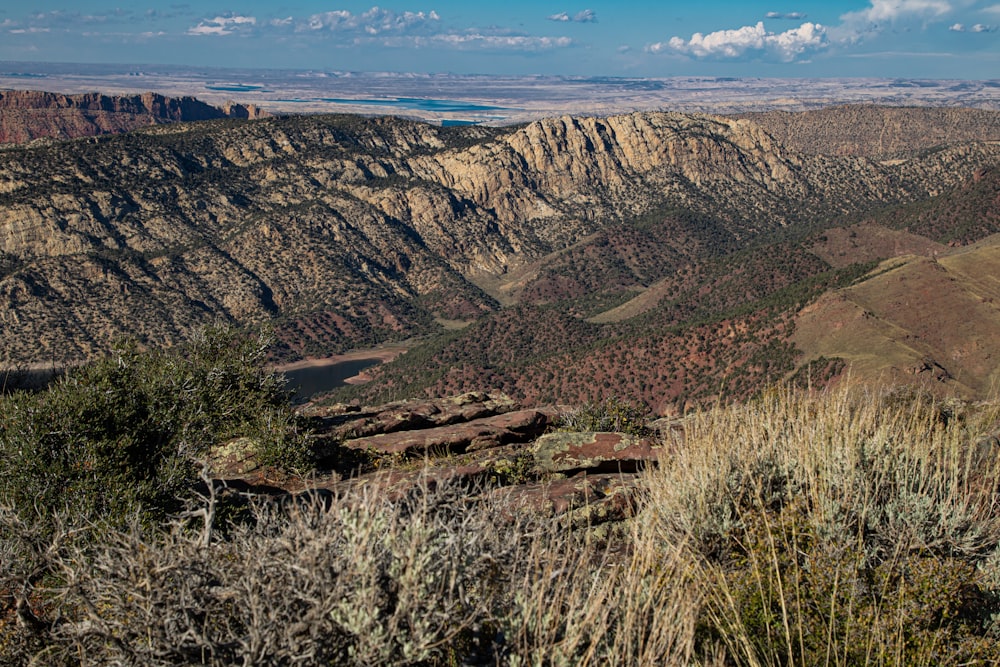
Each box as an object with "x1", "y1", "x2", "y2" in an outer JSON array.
[
  {"x1": 209, "y1": 437, "x2": 261, "y2": 477},
  {"x1": 531, "y1": 431, "x2": 662, "y2": 475},
  {"x1": 343, "y1": 408, "x2": 557, "y2": 456},
  {"x1": 0, "y1": 90, "x2": 267, "y2": 144},
  {"x1": 321, "y1": 392, "x2": 520, "y2": 440},
  {"x1": 490, "y1": 472, "x2": 644, "y2": 526}
]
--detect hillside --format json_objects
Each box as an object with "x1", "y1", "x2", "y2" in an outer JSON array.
[
  {"x1": 0, "y1": 90, "x2": 266, "y2": 145},
  {"x1": 334, "y1": 166, "x2": 1000, "y2": 412},
  {"x1": 3, "y1": 105, "x2": 1000, "y2": 408},
  {"x1": 737, "y1": 105, "x2": 1000, "y2": 158}
]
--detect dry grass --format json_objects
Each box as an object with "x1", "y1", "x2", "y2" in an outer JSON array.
[{"x1": 3, "y1": 382, "x2": 1000, "y2": 665}]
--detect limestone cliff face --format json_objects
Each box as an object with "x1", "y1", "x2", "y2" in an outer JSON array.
[
  {"x1": 1, "y1": 109, "x2": 998, "y2": 365},
  {"x1": 0, "y1": 90, "x2": 267, "y2": 144}
]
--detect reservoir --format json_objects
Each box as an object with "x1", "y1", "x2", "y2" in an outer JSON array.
[
  {"x1": 320, "y1": 97, "x2": 510, "y2": 113},
  {"x1": 280, "y1": 358, "x2": 381, "y2": 403}
]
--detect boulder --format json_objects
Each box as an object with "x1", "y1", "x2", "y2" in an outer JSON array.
[
  {"x1": 491, "y1": 472, "x2": 644, "y2": 526},
  {"x1": 531, "y1": 431, "x2": 662, "y2": 475}
]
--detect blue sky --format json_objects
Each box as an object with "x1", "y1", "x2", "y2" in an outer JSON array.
[{"x1": 1, "y1": 1, "x2": 999, "y2": 78}]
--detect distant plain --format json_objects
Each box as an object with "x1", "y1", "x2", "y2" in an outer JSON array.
[{"x1": 2, "y1": 61, "x2": 999, "y2": 124}]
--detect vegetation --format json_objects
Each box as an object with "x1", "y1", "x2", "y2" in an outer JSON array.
[
  {"x1": 4, "y1": 380, "x2": 1000, "y2": 665},
  {"x1": 0, "y1": 324, "x2": 306, "y2": 532},
  {"x1": 558, "y1": 396, "x2": 651, "y2": 436}
]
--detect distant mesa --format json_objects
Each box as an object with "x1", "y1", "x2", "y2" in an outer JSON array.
[{"x1": 0, "y1": 89, "x2": 268, "y2": 144}]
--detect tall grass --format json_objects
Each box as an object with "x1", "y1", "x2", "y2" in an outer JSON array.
[
  {"x1": 3, "y1": 382, "x2": 999, "y2": 665},
  {"x1": 644, "y1": 384, "x2": 1000, "y2": 665}
]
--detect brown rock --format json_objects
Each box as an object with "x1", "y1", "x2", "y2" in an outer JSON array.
[
  {"x1": 531, "y1": 431, "x2": 662, "y2": 475},
  {"x1": 491, "y1": 472, "x2": 644, "y2": 525},
  {"x1": 344, "y1": 408, "x2": 556, "y2": 456},
  {"x1": 0, "y1": 90, "x2": 269, "y2": 145},
  {"x1": 322, "y1": 391, "x2": 519, "y2": 440}
]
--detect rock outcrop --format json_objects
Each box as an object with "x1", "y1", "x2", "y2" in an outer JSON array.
[
  {"x1": 211, "y1": 392, "x2": 673, "y2": 530},
  {"x1": 738, "y1": 105, "x2": 1000, "y2": 158},
  {"x1": 0, "y1": 90, "x2": 266, "y2": 144}
]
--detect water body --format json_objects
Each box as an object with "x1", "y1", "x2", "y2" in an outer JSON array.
[
  {"x1": 321, "y1": 97, "x2": 511, "y2": 113},
  {"x1": 3, "y1": 358, "x2": 379, "y2": 402},
  {"x1": 206, "y1": 84, "x2": 265, "y2": 92},
  {"x1": 281, "y1": 358, "x2": 380, "y2": 403},
  {"x1": 1, "y1": 367, "x2": 63, "y2": 393}
]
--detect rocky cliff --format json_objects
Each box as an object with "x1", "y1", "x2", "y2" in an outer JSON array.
[
  {"x1": 2, "y1": 108, "x2": 999, "y2": 369},
  {"x1": 0, "y1": 90, "x2": 266, "y2": 144}
]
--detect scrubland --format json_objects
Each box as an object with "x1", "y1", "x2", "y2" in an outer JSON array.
[{"x1": 2, "y1": 330, "x2": 999, "y2": 665}]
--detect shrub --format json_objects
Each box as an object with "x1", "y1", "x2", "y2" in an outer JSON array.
[
  {"x1": 2, "y1": 481, "x2": 530, "y2": 666},
  {"x1": 3, "y1": 381, "x2": 1000, "y2": 665},
  {"x1": 557, "y1": 396, "x2": 650, "y2": 436},
  {"x1": 644, "y1": 383, "x2": 1000, "y2": 665},
  {"x1": 0, "y1": 324, "x2": 306, "y2": 530}
]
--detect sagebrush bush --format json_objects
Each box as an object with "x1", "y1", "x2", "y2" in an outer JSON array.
[
  {"x1": 645, "y1": 383, "x2": 1000, "y2": 665},
  {"x1": 3, "y1": 382, "x2": 1000, "y2": 665},
  {"x1": 0, "y1": 324, "x2": 306, "y2": 530},
  {"x1": 2, "y1": 481, "x2": 529, "y2": 666}
]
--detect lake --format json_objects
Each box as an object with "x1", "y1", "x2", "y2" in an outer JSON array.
[
  {"x1": 320, "y1": 97, "x2": 511, "y2": 113},
  {"x1": 2, "y1": 357, "x2": 382, "y2": 402},
  {"x1": 281, "y1": 358, "x2": 381, "y2": 403}
]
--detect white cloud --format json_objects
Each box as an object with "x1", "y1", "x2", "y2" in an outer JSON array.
[
  {"x1": 766, "y1": 11, "x2": 808, "y2": 20},
  {"x1": 305, "y1": 7, "x2": 440, "y2": 34},
  {"x1": 985, "y1": 4, "x2": 1000, "y2": 15},
  {"x1": 548, "y1": 9, "x2": 597, "y2": 23},
  {"x1": 840, "y1": 0, "x2": 952, "y2": 26},
  {"x1": 945, "y1": 21, "x2": 994, "y2": 32},
  {"x1": 187, "y1": 14, "x2": 256, "y2": 36},
  {"x1": 824, "y1": 0, "x2": 973, "y2": 44},
  {"x1": 430, "y1": 33, "x2": 573, "y2": 50},
  {"x1": 649, "y1": 21, "x2": 826, "y2": 62}
]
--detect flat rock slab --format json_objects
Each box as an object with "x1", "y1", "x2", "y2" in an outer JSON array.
[
  {"x1": 315, "y1": 391, "x2": 520, "y2": 439},
  {"x1": 531, "y1": 431, "x2": 663, "y2": 474},
  {"x1": 343, "y1": 408, "x2": 557, "y2": 456}
]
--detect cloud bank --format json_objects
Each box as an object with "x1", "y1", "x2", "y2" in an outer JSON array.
[
  {"x1": 649, "y1": 21, "x2": 827, "y2": 62},
  {"x1": 303, "y1": 8, "x2": 440, "y2": 34},
  {"x1": 187, "y1": 15, "x2": 256, "y2": 37},
  {"x1": 176, "y1": 6, "x2": 575, "y2": 52}
]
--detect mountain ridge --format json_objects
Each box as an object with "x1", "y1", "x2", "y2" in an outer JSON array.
[{"x1": 3, "y1": 104, "x2": 1000, "y2": 409}]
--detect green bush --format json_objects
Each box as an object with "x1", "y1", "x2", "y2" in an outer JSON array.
[
  {"x1": 0, "y1": 325, "x2": 306, "y2": 529},
  {"x1": 557, "y1": 396, "x2": 650, "y2": 436}
]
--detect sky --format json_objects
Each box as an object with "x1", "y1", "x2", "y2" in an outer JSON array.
[{"x1": 1, "y1": 1, "x2": 999, "y2": 79}]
